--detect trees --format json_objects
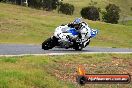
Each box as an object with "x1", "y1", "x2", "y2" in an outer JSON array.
[
  {"x1": 42, "y1": 0, "x2": 59, "y2": 11},
  {"x1": 28, "y1": 0, "x2": 42, "y2": 9},
  {"x1": 102, "y1": 4, "x2": 120, "y2": 24},
  {"x1": 28, "y1": 0, "x2": 59, "y2": 10},
  {"x1": 80, "y1": 0, "x2": 100, "y2": 21},
  {"x1": 58, "y1": 3, "x2": 74, "y2": 15},
  {"x1": 80, "y1": 6, "x2": 100, "y2": 21}
]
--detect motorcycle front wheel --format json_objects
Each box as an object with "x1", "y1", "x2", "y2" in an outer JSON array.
[{"x1": 42, "y1": 36, "x2": 58, "y2": 50}]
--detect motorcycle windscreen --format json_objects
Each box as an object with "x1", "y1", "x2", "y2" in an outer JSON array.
[
  {"x1": 67, "y1": 28, "x2": 79, "y2": 36},
  {"x1": 90, "y1": 29, "x2": 98, "y2": 38}
]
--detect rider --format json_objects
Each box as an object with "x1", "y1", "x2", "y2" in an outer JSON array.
[
  {"x1": 68, "y1": 18, "x2": 82, "y2": 30},
  {"x1": 67, "y1": 18, "x2": 94, "y2": 43},
  {"x1": 67, "y1": 18, "x2": 83, "y2": 38},
  {"x1": 56, "y1": 17, "x2": 92, "y2": 41}
]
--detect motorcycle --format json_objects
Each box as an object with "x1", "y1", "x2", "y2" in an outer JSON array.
[{"x1": 42, "y1": 22, "x2": 98, "y2": 51}]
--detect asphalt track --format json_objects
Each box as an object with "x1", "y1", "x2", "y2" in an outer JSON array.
[{"x1": 0, "y1": 44, "x2": 132, "y2": 56}]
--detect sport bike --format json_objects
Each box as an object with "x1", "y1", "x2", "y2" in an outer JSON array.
[{"x1": 42, "y1": 22, "x2": 98, "y2": 51}]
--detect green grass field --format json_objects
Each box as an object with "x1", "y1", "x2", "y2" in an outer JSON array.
[
  {"x1": 125, "y1": 20, "x2": 132, "y2": 26},
  {"x1": 0, "y1": 54, "x2": 132, "y2": 88},
  {"x1": 0, "y1": 3, "x2": 132, "y2": 48}
]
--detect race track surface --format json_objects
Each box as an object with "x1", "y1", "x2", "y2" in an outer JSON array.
[{"x1": 0, "y1": 44, "x2": 132, "y2": 55}]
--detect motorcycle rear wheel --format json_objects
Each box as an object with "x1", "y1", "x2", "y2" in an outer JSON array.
[{"x1": 74, "y1": 42, "x2": 83, "y2": 51}]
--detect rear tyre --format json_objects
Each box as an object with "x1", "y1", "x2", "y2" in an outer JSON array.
[
  {"x1": 74, "y1": 42, "x2": 83, "y2": 51},
  {"x1": 42, "y1": 36, "x2": 58, "y2": 50}
]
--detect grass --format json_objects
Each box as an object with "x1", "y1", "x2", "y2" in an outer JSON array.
[
  {"x1": 124, "y1": 20, "x2": 132, "y2": 26},
  {"x1": 119, "y1": 20, "x2": 132, "y2": 26},
  {"x1": 0, "y1": 54, "x2": 132, "y2": 88},
  {"x1": 0, "y1": 3, "x2": 132, "y2": 48}
]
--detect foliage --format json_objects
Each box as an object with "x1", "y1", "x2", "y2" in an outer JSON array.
[
  {"x1": 80, "y1": 6, "x2": 100, "y2": 21},
  {"x1": 89, "y1": 0, "x2": 97, "y2": 6},
  {"x1": 28, "y1": 0, "x2": 59, "y2": 10},
  {"x1": 58, "y1": 3, "x2": 74, "y2": 15},
  {"x1": 42, "y1": 0, "x2": 59, "y2": 11},
  {"x1": 102, "y1": 4, "x2": 120, "y2": 24},
  {"x1": 0, "y1": 0, "x2": 59, "y2": 10},
  {"x1": 28, "y1": 0, "x2": 42, "y2": 9}
]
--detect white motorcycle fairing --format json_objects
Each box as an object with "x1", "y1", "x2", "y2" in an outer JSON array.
[{"x1": 54, "y1": 25, "x2": 78, "y2": 41}]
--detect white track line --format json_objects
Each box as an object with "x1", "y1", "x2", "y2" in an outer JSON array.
[{"x1": 0, "y1": 52, "x2": 132, "y2": 57}]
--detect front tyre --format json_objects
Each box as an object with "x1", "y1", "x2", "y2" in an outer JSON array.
[{"x1": 42, "y1": 36, "x2": 58, "y2": 50}]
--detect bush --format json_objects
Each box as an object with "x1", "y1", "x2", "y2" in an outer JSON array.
[
  {"x1": 102, "y1": 4, "x2": 120, "y2": 24},
  {"x1": 42, "y1": 0, "x2": 59, "y2": 11},
  {"x1": 58, "y1": 3, "x2": 74, "y2": 15},
  {"x1": 1, "y1": 0, "x2": 23, "y2": 5},
  {"x1": 0, "y1": 0, "x2": 10, "y2": 3},
  {"x1": 28, "y1": 0, "x2": 42, "y2": 9},
  {"x1": 0, "y1": 0, "x2": 6, "y2": 2},
  {"x1": 28, "y1": 0, "x2": 59, "y2": 10},
  {"x1": 89, "y1": 0, "x2": 97, "y2": 6},
  {"x1": 80, "y1": 6, "x2": 100, "y2": 21}
]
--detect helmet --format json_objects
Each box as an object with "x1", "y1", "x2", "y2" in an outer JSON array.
[
  {"x1": 73, "y1": 18, "x2": 82, "y2": 24},
  {"x1": 72, "y1": 18, "x2": 82, "y2": 30}
]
